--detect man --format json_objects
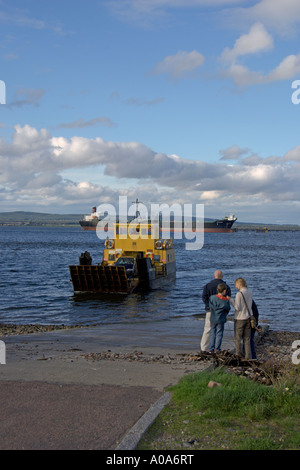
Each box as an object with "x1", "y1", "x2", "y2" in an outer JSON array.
[{"x1": 200, "y1": 270, "x2": 231, "y2": 351}]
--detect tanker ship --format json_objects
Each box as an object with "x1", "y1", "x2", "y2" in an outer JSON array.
[{"x1": 79, "y1": 207, "x2": 237, "y2": 233}]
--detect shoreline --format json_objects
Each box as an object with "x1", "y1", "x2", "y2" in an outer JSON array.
[
  {"x1": 1, "y1": 320, "x2": 299, "y2": 334},
  {"x1": 0, "y1": 321, "x2": 299, "y2": 450},
  {"x1": 1, "y1": 322, "x2": 299, "y2": 365},
  {"x1": 0, "y1": 322, "x2": 88, "y2": 336}
]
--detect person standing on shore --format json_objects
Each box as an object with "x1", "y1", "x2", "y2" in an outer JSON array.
[
  {"x1": 208, "y1": 283, "x2": 231, "y2": 352},
  {"x1": 200, "y1": 270, "x2": 231, "y2": 351},
  {"x1": 227, "y1": 277, "x2": 252, "y2": 359},
  {"x1": 249, "y1": 300, "x2": 262, "y2": 359}
]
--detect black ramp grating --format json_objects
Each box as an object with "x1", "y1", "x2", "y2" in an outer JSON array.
[{"x1": 69, "y1": 265, "x2": 130, "y2": 293}]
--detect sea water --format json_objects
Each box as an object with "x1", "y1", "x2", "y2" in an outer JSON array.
[{"x1": 0, "y1": 226, "x2": 299, "y2": 332}]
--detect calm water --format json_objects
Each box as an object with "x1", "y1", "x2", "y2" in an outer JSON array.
[{"x1": 0, "y1": 226, "x2": 299, "y2": 332}]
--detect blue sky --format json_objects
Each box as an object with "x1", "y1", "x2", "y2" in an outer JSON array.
[{"x1": 1, "y1": 0, "x2": 300, "y2": 223}]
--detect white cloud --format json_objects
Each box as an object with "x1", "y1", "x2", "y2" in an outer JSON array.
[
  {"x1": 7, "y1": 88, "x2": 45, "y2": 108},
  {"x1": 108, "y1": 0, "x2": 300, "y2": 36},
  {"x1": 108, "y1": 0, "x2": 245, "y2": 25},
  {"x1": 0, "y1": 125, "x2": 300, "y2": 221},
  {"x1": 223, "y1": 52, "x2": 300, "y2": 87},
  {"x1": 267, "y1": 53, "x2": 300, "y2": 81},
  {"x1": 219, "y1": 20, "x2": 300, "y2": 87},
  {"x1": 221, "y1": 23, "x2": 273, "y2": 63},
  {"x1": 219, "y1": 145, "x2": 251, "y2": 160},
  {"x1": 199, "y1": 190, "x2": 221, "y2": 200},
  {"x1": 0, "y1": 5, "x2": 70, "y2": 36},
  {"x1": 240, "y1": 0, "x2": 300, "y2": 35},
  {"x1": 283, "y1": 146, "x2": 300, "y2": 163},
  {"x1": 0, "y1": 9, "x2": 45, "y2": 30},
  {"x1": 153, "y1": 50, "x2": 205, "y2": 79},
  {"x1": 108, "y1": 1, "x2": 245, "y2": 17}
]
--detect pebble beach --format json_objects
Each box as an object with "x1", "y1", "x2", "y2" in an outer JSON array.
[
  {"x1": 1, "y1": 322, "x2": 299, "y2": 365},
  {"x1": 0, "y1": 322, "x2": 299, "y2": 450}
]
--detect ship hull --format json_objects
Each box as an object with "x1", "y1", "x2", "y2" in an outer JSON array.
[
  {"x1": 79, "y1": 220, "x2": 99, "y2": 230},
  {"x1": 148, "y1": 260, "x2": 176, "y2": 290},
  {"x1": 79, "y1": 220, "x2": 236, "y2": 233},
  {"x1": 69, "y1": 259, "x2": 176, "y2": 295}
]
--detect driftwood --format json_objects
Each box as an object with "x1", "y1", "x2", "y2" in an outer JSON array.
[
  {"x1": 209, "y1": 349, "x2": 261, "y2": 368},
  {"x1": 208, "y1": 349, "x2": 283, "y2": 385}
]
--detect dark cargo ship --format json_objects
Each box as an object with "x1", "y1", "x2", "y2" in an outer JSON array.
[
  {"x1": 181, "y1": 214, "x2": 237, "y2": 233},
  {"x1": 79, "y1": 207, "x2": 237, "y2": 233}
]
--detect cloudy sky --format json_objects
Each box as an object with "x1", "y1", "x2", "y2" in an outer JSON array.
[{"x1": 1, "y1": 0, "x2": 300, "y2": 223}]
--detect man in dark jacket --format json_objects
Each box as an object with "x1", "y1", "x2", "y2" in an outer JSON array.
[{"x1": 200, "y1": 270, "x2": 231, "y2": 351}]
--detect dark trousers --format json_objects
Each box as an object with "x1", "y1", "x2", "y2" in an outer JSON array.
[{"x1": 234, "y1": 319, "x2": 251, "y2": 359}]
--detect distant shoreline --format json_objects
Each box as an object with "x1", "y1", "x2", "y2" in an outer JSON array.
[
  {"x1": 0, "y1": 210, "x2": 299, "y2": 231},
  {"x1": 0, "y1": 222, "x2": 79, "y2": 227},
  {"x1": 0, "y1": 222, "x2": 299, "y2": 231},
  {"x1": 1, "y1": 322, "x2": 299, "y2": 337}
]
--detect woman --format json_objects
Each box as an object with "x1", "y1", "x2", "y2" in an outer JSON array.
[{"x1": 227, "y1": 277, "x2": 252, "y2": 359}]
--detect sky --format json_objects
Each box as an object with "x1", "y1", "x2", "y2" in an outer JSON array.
[{"x1": 0, "y1": 0, "x2": 300, "y2": 224}]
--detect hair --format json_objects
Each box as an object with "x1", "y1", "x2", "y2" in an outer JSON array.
[
  {"x1": 214, "y1": 270, "x2": 223, "y2": 279},
  {"x1": 234, "y1": 277, "x2": 247, "y2": 288},
  {"x1": 217, "y1": 283, "x2": 227, "y2": 293}
]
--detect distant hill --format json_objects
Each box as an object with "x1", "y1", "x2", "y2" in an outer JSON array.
[
  {"x1": 234, "y1": 221, "x2": 300, "y2": 231},
  {"x1": 0, "y1": 211, "x2": 82, "y2": 226}
]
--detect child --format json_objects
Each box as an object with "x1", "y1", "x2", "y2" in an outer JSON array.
[{"x1": 208, "y1": 283, "x2": 231, "y2": 352}]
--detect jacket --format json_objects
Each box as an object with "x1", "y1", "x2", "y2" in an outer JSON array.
[
  {"x1": 229, "y1": 287, "x2": 253, "y2": 320},
  {"x1": 209, "y1": 294, "x2": 231, "y2": 324},
  {"x1": 202, "y1": 279, "x2": 231, "y2": 312}
]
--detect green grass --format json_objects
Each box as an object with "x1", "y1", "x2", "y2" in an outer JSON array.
[{"x1": 138, "y1": 367, "x2": 300, "y2": 450}]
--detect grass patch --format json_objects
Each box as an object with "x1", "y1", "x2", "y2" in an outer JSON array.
[{"x1": 138, "y1": 367, "x2": 300, "y2": 450}]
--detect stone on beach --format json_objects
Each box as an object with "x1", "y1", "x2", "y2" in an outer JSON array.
[{"x1": 208, "y1": 380, "x2": 222, "y2": 388}]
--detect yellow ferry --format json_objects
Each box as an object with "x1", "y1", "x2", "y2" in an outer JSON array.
[{"x1": 69, "y1": 219, "x2": 176, "y2": 294}]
